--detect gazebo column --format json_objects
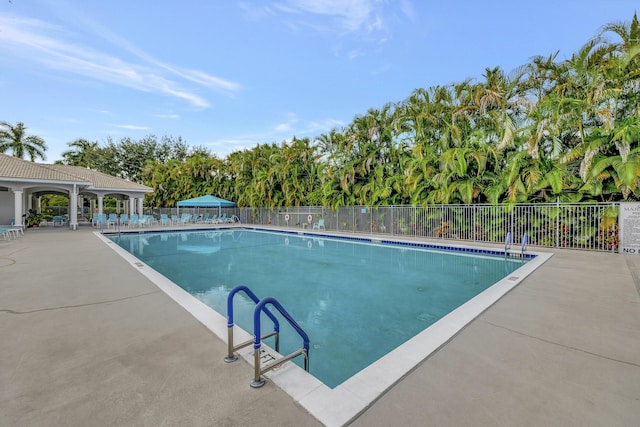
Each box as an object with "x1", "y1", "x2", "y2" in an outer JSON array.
[
  {"x1": 129, "y1": 198, "x2": 135, "y2": 215},
  {"x1": 69, "y1": 185, "x2": 78, "y2": 230},
  {"x1": 13, "y1": 189, "x2": 24, "y2": 227},
  {"x1": 138, "y1": 198, "x2": 144, "y2": 216},
  {"x1": 97, "y1": 196, "x2": 104, "y2": 215},
  {"x1": 78, "y1": 195, "x2": 84, "y2": 218}
]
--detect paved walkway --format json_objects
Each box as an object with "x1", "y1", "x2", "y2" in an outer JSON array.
[{"x1": 1, "y1": 226, "x2": 639, "y2": 426}]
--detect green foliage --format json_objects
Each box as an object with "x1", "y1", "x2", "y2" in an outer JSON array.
[
  {"x1": 57, "y1": 134, "x2": 192, "y2": 183},
  {"x1": 0, "y1": 121, "x2": 47, "y2": 161},
  {"x1": 41, "y1": 194, "x2": 68, "y2": 207},
  {"x1": 7, "y1": 13, "x2": 640, "y2": 209}
]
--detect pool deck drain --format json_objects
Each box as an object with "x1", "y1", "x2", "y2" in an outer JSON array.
[{"x1": 1, "y1": 225, "x2": 639, "y2": 427}]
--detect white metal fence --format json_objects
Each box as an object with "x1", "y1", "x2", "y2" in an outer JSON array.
[{"x1": 236, "y1": 203, "x2": 620, "y2": 252}]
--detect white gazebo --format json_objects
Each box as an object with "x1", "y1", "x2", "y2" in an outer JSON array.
[{"x1": 0, "y1": 153, "x2": 153, "y2": 229}]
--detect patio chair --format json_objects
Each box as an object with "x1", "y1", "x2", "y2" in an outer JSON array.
[
  {"x1": 312, "y1": 218, "x2": 325, "y2": 230},
  {"x1": 128, "y1": 214, "x2": 139, "y2": 227},
  {"x1": 107, "y1": 213, "x2": 118, "y2": 228},
  {"x1": 119, "y1": 214, "x2": 129, "y2": 226},
  {"x1": 93, "y1": 214, "x2": 107, "y2": 228},
  {"x1": 53, "y1": 215, "x2": 68, "y2": 227},
  {"x1": 0, "y1": 227, "x2": 19, "y2": 240},
  {"x1": 171, "y1": 214, "x2": 180, "y2": 224},
  {"x1": 160, "y1": 214, "x2": 171, "y2": 226}
]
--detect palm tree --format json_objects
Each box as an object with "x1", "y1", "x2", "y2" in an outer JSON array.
[
  {"x1": 59, "y1": 138, "x2": 100, "y2": 167},
  {"x1": 0, "y1": 121, "x2": 47, "y2": 161},
  {"x1": 472, "y1": 66, "x2": 532, "y2": 150}
]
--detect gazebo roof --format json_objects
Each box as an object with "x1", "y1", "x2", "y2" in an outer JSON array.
[{"x1": 0, "y1": 153, "x2": 152, "y2": 192}]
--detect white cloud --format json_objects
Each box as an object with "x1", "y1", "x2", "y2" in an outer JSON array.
[
  {"x1": 0, "y1": 14, "x2": 241, "y2": 108},
  {"x1": 116, "y1": 124, "x2": 151, "y2": 131},
  {"x1": 274, "y1": 112, "x2": 299, "y2": 132},
  {"x1": 274, "y1": 0, "x2": 389, "y2": 35},
  {"x1": 205, "y1": 115, "x2": 346, "y2": 157},
  {"x1": 238, "y1": 2, "x2": 277, "y2": 21},
  {"x1": 275, "y1": 123, "x2": 293, "y2": 132},
  {"x1": 348, "y1": 48, "x2": 365, "y2": 60},
  {"x1": 399, "y1": 0, "x2": 415, "y2": 21}
]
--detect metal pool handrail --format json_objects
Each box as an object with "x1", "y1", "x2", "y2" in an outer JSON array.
[
  {"x1": 504, "y1": 231, "x2": 512, "y2": 253},
  {"x1": 522, "y1": 233, "x2": 528, "y2": 254},
  {"x1": 251, "y1": 297, "x2": 310, "y2": 388},
  {"x1": 225, "y1": 285, "x2": 280, "y2": 363}
]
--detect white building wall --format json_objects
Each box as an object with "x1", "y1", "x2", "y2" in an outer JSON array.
[{"x1": 0, "y1": 190, "x2": 12, "y2": 225}]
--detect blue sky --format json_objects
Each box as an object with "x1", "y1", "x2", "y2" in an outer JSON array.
[{"x1": 1, "y1": 0, "x2": 637, "y2": 162}]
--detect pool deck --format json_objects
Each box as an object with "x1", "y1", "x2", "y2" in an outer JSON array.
[{"x1": 1, "y1": 225, "x2": 639, "y2": 426}]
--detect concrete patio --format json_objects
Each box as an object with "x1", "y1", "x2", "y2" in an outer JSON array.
[{"x1": 1, "y1": 226, "x2": 639, "y2": 426}]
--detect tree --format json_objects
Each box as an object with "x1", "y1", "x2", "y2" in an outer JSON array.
[
  {"x1": 15, "y1": 13, "x2": 640, "y2": 207},
  {"x1": 0, "y1": 121, "x2": 47, "y2": 161},
  {"x1": 58, "y1": 138, "x2": 101, "y2": 168}
]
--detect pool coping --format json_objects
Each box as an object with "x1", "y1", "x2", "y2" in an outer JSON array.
[{"x1": 97, "y1": 228, "x2": 552, "y2": 427}]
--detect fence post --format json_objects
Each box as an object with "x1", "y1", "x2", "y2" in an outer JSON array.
[
  {"x1": 391, "y1": 206, "x2": 394, "y2": 236},
  {"x1": 473, "y1": 205, "x2": 477, "y2": 242},
  {"x1": 510, "y1": 208, "x2": 514, "y2": 242},
  {"x1": 352, "y1": 206, "x2": 356, "y2": 233},
  {"x1": 556, "y1": 198, "x2": 560, "y2": 248}
]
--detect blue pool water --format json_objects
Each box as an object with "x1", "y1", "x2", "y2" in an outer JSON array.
[{"x1": 110, "y1": 229, "x2": 527, "y2": 388}]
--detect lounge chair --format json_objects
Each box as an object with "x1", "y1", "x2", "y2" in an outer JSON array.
[
  {"x1": 93, "y1": 214, "x2": 107, "y2": 228},
  {"x1": 0, "y1": 227, "x2": 21, "y2": 240},
  {"x1": 53, "y1": 215, "x2": 68, "y2": 227},
  {"x1": 119, "y1": 214, "x2": 129, "y2": 226},
  {"x1": 107, "y1": 213, "x2": 119, "y2": 228},
  {"x1": 128, "y1": 214, "x2": 140, "y2": 227},
  {"x1": 147, "y1": 215, "x2": 159, "y2": 226},
  {"x1": 160, "y1": 214, "x2": 171, "y2": 226},
  {"x1": 312, "y1": 218, "x2": 325, "y2": 230}
]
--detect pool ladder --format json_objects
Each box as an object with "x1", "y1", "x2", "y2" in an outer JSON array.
[
  {"x1": 225, "y1": 285, "x2": 310, "y2": 388},
  {"x1": 505, "y1": 232, "x2": 528, "y2": 257}
]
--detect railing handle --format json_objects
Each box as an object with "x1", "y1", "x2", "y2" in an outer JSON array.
[
  {"x1": 225, "y1": 285, "x2": 280, "y2": 362},
  {"x1": 252, "y1": 296, "x2": 310, "y2": 388},
  {"x1": 504, "y1": 231, "x2": 512, "y2": 252}
]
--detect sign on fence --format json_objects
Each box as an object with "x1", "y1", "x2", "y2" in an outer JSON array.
[{"x1": 619, "y1": 202, "x2": 640, "y2": 254}]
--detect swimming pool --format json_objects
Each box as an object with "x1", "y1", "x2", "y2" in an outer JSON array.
[
  {"x1": 102, "y1": 227, "x2": 550, "y2": 425},
  {"x1": 109, "y1": 228, "x2": 530, "y2": 388}
]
